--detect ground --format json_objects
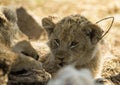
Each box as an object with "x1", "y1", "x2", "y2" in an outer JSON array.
[{"x1": 0, "y1": 0, "x2": 120, "y2": 85}]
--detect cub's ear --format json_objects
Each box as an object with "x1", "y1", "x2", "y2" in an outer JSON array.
[
  {"x1": 42, "y1": 17, "x2": 55, "y2": 36},
  {"x1": 82, "y1": 24, "x2": 104, "y2": 44},
  {"x1": 0, "y1": 6, "x2": 17, "y2": 23}
]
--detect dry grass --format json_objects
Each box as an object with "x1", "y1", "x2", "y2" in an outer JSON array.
[{"x1": 0, "y1": 0, "x2": 120, "y2": 84}]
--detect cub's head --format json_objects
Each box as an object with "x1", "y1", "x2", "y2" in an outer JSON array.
[{"x1": 42, "y1": 15, "x2": 103, "y2": 67}]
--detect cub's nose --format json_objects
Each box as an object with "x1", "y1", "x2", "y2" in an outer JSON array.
[
  {"x1": 58, "y1": 57, "x2": 64, "y2": 61},
  {"x1": 57, "y1": 57, "x2": 64, "y2": 67}
]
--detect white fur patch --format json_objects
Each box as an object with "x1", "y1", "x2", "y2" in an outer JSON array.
[{"x1": 47, "y1": 66, "x2": 95, "y2": 85}]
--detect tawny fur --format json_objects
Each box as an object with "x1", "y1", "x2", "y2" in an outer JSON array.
[
  {"x1": 0, "y1": 6, "x2": 40, "y2": 60},
  {"x1": 12, "y1": 40, "x2": 39, "y2": 60},
  {"x1": 42, "y1": 14, "x2": 104, "y2": 78},
  {"x1": 0, "y1": 6, "x2": 28, "y2": 47},
  {"x1": 16, "y1": 7, "x2": 46, "y2": 40},
  {"x1": 0, "y1": 6, "x2": 51, "y2": 84},
  {"x1": 0, "y1": 43, "x2": 16, "y2": 85},
  {"x1": 9, "y1": 54, "x2": 51, "y2": 83}
]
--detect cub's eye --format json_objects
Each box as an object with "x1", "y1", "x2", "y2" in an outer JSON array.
[
  {"x1": 70, "y1": 41, "x2": 79, "y2": 48},
  {"x1": 54, "y1": 39, "x2": 60, "y2": 47}
]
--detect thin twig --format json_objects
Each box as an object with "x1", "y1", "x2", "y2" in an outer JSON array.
[{"x1": 95, "y1": 17, "x2": 114, "y2": 40}]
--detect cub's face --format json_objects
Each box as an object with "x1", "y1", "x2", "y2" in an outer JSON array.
[{"x1": 42, "y1": 15, "x2": 103, "y2": 67}]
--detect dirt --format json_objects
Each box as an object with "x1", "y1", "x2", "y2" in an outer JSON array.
[{"x1": 0, "y1": 0, "x2": 120, "y2": 84}]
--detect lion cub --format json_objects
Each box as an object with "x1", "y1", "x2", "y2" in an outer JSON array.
[{"x1": 42, "y1": 15, "x2": 104, "y2": 78}]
